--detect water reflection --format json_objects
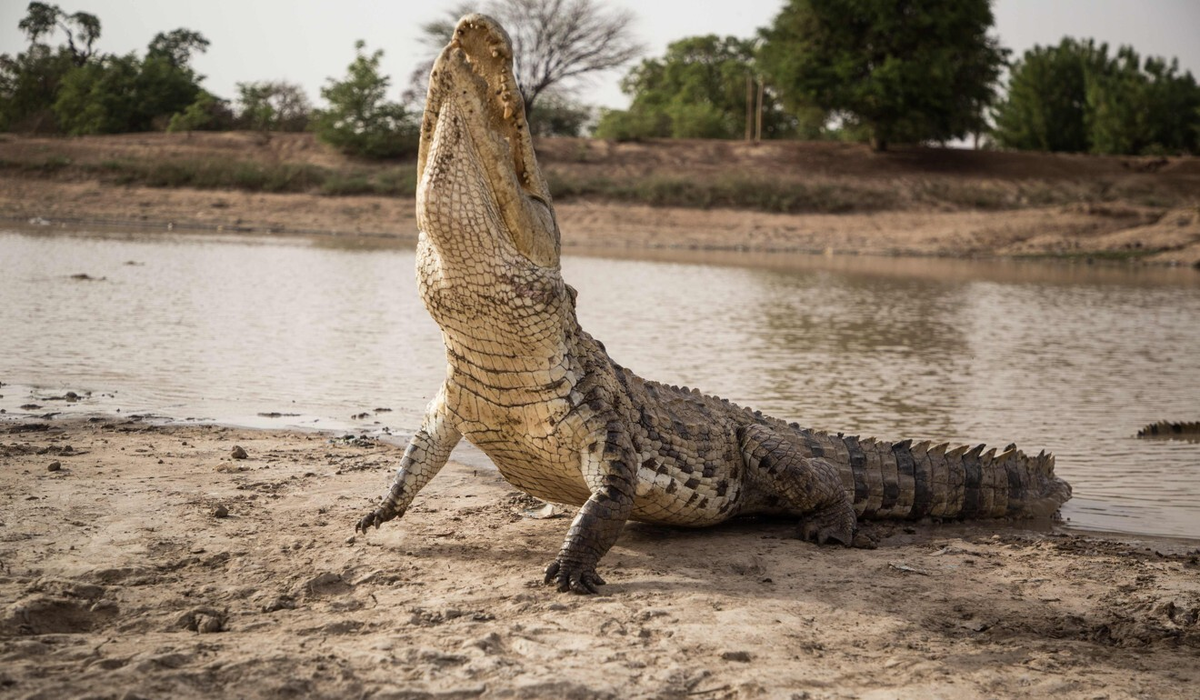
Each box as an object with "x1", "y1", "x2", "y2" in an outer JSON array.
[{"x1": 2, "y1": 226, "x2": 1198, "y2": 539}]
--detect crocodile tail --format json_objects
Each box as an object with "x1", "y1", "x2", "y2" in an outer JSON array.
[{"x1": 798, "y1": 430, "x2": 1071, "y2": 520}]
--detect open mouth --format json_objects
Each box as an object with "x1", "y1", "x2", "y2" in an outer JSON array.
[
  {"x1": 416, "y1": 14, "x2": 559, "y2": 268},
  {"x1": 420, "y1": 14, "x2": 533, "y2": 197}
]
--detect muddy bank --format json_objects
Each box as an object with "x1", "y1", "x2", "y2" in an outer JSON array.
[
  {"x1": 4, "y1": 175, "x2": 1200, "y2": 266},
  {"x1": 1, "y1": 417, "x2": 1197, "y2": 698}
]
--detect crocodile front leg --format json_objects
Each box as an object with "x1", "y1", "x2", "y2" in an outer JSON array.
[
  {"x1": 356, "y1": 386, "x2": 461, "y2": 532},
  {"x1": 544, "y1": 420, "x2": 636, "y2": 594}
]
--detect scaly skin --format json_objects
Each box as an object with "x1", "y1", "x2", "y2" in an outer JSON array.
[
  {"x1": 1138, "y1": 421, "x2": 1200, "y2": 438},
  {"x1": 356, "y1": 14, "x2": 1073, "y2": 594}
]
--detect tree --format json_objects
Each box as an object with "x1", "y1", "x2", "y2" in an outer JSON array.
[
  {"x1": 167, "y1": 90, "x2": 224, "y2": 134},
  {"x1": 595, "y1": 35, "x2": 796, "y2": 140},
  {"x1": 758, "y1": 0, "x2": 1007, "y2": 150},
  {"x1": 52, "y1": 29, "x2": 208, "y2": 135},
  {"x1": 313, "y1": 40, "x2": 420, "y2": 159},
  {"x1": 992, "y1": 39, "x2": 1200, "y2": 155},
  {"x1": 52, "y1": 53, "x2": 142, "y2": 134},
  {"x1": 991, "y1": 38, "x2": 1107, "y2": 153},
  {"x1": 3, "y1": 4, "x2": 210, "y2": 134},
  {"x1": 236, "y1": 81, "x2": 311, "y2": 132},
  {"x1": 1136, "y1": 56, "x2": 1200, "y2": 155},
  {"x1": 147, "y1": 28, "x2": 210, "y2": 69},
  {"x1": 0, "y1": 44, "x2": 75, "y2": 131},
  {"x1": 1, "y1": 2, "x2": 99, "y2": 131},
  {"x1": 411, "y1": 0, "x2": 643, "y2": 116},
  {"x1": 527, "y1": 91, "x2": 593, "y2": 136},
  {"x1": 18, "y1": 2, "x2": 100, "y2": 65}
]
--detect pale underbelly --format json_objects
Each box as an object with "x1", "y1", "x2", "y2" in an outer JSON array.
[
  {"x1": 469, "y1": 431, "x2": 743, "y2": 528},
  {"x1": 466, "y1": 430, "x2": 592, "y2": 506}
]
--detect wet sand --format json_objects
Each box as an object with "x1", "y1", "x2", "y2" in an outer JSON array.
[{"x1": 2, "y1": 416, "x2": 1197, "y2": 698}]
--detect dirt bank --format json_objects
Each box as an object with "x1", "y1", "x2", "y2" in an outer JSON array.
[
  {"x1": 2, "y1": 416, "x2": 1197, "y2": 698},
  {"x1": 5, "y1": 175, "x2": 1200, "y2": 266},
  {"x1": 2, "y1": 132, "x2": 1199, "y2": 266}
]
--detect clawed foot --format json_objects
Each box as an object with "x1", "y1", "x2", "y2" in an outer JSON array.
[
  {"x1": 355, "y1": 505, "x2": 399, "y2": 534},
  {"x1": 851, "y1": 531, "x2": 877, "y2": 549},
  {"x1": 544, "y1": 559, "x2": 606, "y2": 594},
  {"x1": 797, "y1": 502, "x2": 858, "y2": 547}
]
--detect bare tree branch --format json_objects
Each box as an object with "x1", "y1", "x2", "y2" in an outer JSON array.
[{"x1": 409, "y1": 0, "x2": 643, "y2": 115}]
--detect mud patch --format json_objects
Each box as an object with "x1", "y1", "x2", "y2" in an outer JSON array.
[{"x1": 1, "y1": 595, "x2": 119, "y2": 635}]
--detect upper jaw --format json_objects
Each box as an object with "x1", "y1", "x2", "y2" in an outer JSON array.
[{"x1": 417, "y1": 14, "x2": 560, "y2": 268}]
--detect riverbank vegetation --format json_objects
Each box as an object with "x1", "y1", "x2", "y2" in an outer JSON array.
[
  {"x1": 2, "y1": 131, "x2": 1196, "y2": 216},
  {"x1": 3, "y1": 1, "x2": 1198, "y2": 160}
]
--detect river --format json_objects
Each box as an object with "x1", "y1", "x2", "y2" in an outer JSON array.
[{"x1": 2, "y1": 226, "x2": 1198, "y2": 539}]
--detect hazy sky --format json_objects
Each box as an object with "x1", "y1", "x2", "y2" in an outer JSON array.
[{"x1": 2, "y1": 0, "x2": 1199, "y2": 111}]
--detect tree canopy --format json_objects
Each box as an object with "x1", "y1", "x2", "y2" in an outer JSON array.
[
  {"x1": 147, "y1": 28, "x2": 210, "y2": 69},
  {"x1": 312, "y1": 41, "x2": 420, "y2": 159},
  {"x1": 758, "y1": 0, "x2": 1007, "y2": 150},
  {"x1": 1, "y1": 2, "x2": 209, "y2": 134},
  {"x1": 595, "y1": 35, "x2": 795, "y2": 141},
  {"x1": 235, "y1": 80, "x2": 312, "y2": 133},
  {"x1": 18, "y1": 2, "x2": 100, "y2": 65},
  {"x1": 992, "y1": 38, "x2": 1200, "y2": 155}
]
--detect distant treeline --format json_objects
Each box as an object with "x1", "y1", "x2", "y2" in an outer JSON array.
[
  {"x1": 2, "y1": 1, "x2": 1199, "y2": 158},
  {"x1": 0, "y1": 3, "x2": 419, "y2": 158}
]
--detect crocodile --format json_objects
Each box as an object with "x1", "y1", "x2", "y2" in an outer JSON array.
[{"x1": 356, "y1": 14, "x2": 1072, "y2": 594}]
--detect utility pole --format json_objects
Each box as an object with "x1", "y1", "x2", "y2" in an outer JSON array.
[
  {"x1": 755, "y1": 78, "x2": 764, "y2": 142},
  {"x1": 745, "y1": 74, "x2": 754, "y2": 141}
]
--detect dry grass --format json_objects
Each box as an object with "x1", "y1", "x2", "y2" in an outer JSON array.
[{"x1": 1, "y1": 132, "x2": 1196, "y2": 215}]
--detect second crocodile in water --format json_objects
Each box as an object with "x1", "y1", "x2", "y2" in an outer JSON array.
[{"x1": 356, "y1": 14, "x2": 1072, "y2": 594}]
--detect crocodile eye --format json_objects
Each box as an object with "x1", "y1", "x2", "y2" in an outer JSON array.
[{"x1": 528, "y1": 193, "x2": 555, "y2": 227}]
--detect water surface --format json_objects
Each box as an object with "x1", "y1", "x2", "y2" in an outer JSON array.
[{"x1": 3, "y1": 227, "x2": 1198, "y2": 538}]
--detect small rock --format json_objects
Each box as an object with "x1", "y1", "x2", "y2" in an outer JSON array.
[
  {"x1": 177, "y1": 607, "x2": 226, "y2": 633},
  {"x1": 302, "y1": 571, "x2": 350, "y2": 596},
  {"x1": 196, "y1": 614, "x2": 223, "y2": 633},
  {"x1": 468, "y1": 632, "x2": 502, "y2": 653},
  {"x1": 230, "y1": 445, "x2": 248, "y2": 460},
  {"x1": 262, "y1": 595, "x2": 296, "y2": 613},
  {"x1": 48, "y1": 461, "x2": 62, "y2": 472},
  {"x1": 721, "y1": 650, "x2": 752, "y2": 662},
  {"x1": 212, "y1": 504, "x2": 229, "y2": 519}
]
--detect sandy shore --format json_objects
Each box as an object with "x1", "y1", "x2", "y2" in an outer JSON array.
[
  {"x1": 1, "y1": 416, "x2": 1197, "y2": 698},
  {"x1": 3, "y1": 175, "x2": 1200, "y2": 267}
]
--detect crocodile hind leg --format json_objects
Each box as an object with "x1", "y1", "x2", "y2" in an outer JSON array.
[{"x1": 739, "y1": 424, "x2": 858, "y2": 546}]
